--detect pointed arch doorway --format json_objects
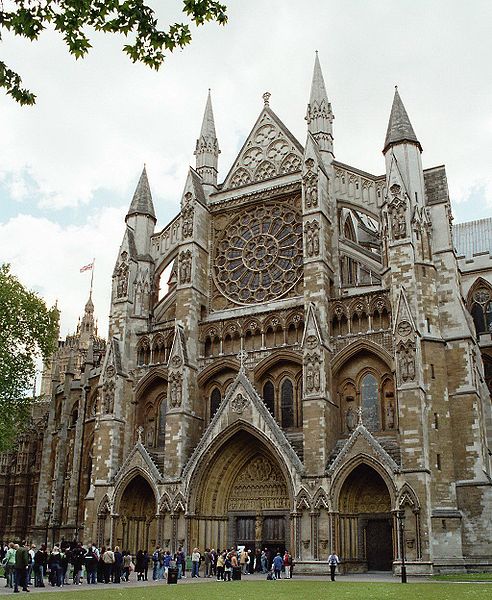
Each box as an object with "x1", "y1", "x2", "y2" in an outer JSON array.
[
  {"x1": 189, "y1": 428, "x2": 293, "y2": 553},
  {"x1": 114, "y1": 474, "x2": 157, "y2": 553},
  {"x1": 338, "y1": 463, "x2": 394, "y2": 571}
]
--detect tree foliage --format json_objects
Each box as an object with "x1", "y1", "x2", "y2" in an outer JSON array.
[
  {"x1": 0, "y1": 264, "x2": 58, "y2": 450},
  {"x1": 0, "y1": 0, "x2": 228, "y2": 105}
]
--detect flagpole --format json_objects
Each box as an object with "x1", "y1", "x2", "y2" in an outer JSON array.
[{"x1": 90, "y1": 258, "x2": 95, "y2": 298}]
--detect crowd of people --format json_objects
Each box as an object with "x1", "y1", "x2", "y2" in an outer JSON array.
[{"x1": 1, "y1": 541, "x2": 295, "y2": 592}]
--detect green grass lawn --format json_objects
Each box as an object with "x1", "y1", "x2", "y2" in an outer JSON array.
[
  {"x1": 8, "y1": 580, "x2": 492, "y2": 600},
  {"x1": 432, "y1": 573, "x2": 492, "y2": 581}
]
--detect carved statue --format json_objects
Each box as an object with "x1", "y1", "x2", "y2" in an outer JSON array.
[
  {"x1": 346, "y1": 407, "x2": 356, "y2": 431},
  {"x1": 179, "y1": 251, "x2": 192, "y2": 284},
  {"x1": 255, "y1": 513, "x2": 262, "y2": 541},
  {"x1": 116, "y1": 263, "x2": 129, "y2": 298},
  {"x1": 170, "y1": 374, "x2": 182, "y2": 408},
  {"x1": 303, "y1": 160, "x2": 318, "y2": 209},
  {"x1": 398, "y1": 342, "x2": 416, "y2": 382},
  {"x1": 386, "y1": 402, "x2": 395, "y2": 429},
  {"x1": 181, "y1": 194, "x2": 194, "y2": 238},
  {"x1": 305, "y1": 221, "x2": 320, "y2": 257}
]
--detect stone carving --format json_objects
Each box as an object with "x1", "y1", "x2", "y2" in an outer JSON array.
[
  {"x1": 255, "y1": 513, "x2": 262, "y2": 541},
  {"x1": 227, "y1": 456, "x2": 289, "y2": 511},
  {"x1": 346, "y1": 407, "x2": 357, "y2": 431},
  {"x1": 303, "y1": 158, "x2": 319, "y2": 209},
  {"x1": 302, "y1": 540, "x2": 311, "y2": 549},
  {"x1": 305, "y1": 352, "x2": 322, "y2": 393},
  {"x1": 231, "y1": 393, "x2": 248, "y2": 414},
  {"x1": 386, "y1": 402, "x2": 395, "y2": 429},
  {"x1": 116, "y1": 253, "x2": 129, "y2": 298},
  {"x1": 169, "y1": 373, "x2": 182, "y2": 408},
  {"x1": 170, "y1": 355, "x2": 182, "y2": 369},
  {"x1": 305, "y1": 220, "x2": 320, "y2": 257},
  {"x1": 179, "y1": 250, "x2": 192, "y2": 284},
  {"x1": 397, "y1": 320, "x2": 412, "y2": 337},
  {"x1": 397, "y1": 341, "x2": 416, "y2": 382},
  {"x1": 319, "y1": 539, "x2": 329, "y2": 550},
  {"x1": 305, "y1": 334, "x2": 319, "y2": 349},
  {"x1": 387, "y1": 184, "x2": 407, "y2": 240},
  {"x1": 101, "y1": 372, "x2": 115, "y2": 414},
  {"x1": 213, "y1": 202, "x2": 303, "y2": 305},
  {"x1": 181, "y1": 192, "x2": 194, "y2": 238}
]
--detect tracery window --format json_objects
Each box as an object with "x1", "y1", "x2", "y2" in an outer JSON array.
[
  {"x1": 263, "y1": 381, "x2": 275, "y2": 415},
  {"x1": 470, "y1": 288, "x2": 492, "y2": 334},
  {"x1": 360, "y1": 373, "x2": 380, "y2": 430},
  {"x1": 210, "y1": 388, "x2": 222, "y2": 418},
  {"x1": 213, "y1": 202, "x2": 303, "y2": 305},
  {"x1": 281, "y1": 379, "x2": 295, "y2": 428}
]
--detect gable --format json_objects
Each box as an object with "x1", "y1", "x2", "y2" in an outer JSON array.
[{"x1": 222, "y1": 106, "x2": 304, "y2": 191}]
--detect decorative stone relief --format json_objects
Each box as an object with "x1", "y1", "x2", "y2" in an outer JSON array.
[
  {"x1": 231, "y1": 393, "x2": 248, "y2": 414},
  {"x1": 181, "y1": 192, "x2": 194, "y2": 238},
  {"x1": 345, "y1": 407, "x2": 357, "y2": 431},
  {"x1": 116, "y1": 251, "x2": 129, "y2": 298},
  {"x1": 179, "y1": 250, "x2": 192, "y2": 284},
  {"x1": 305, "y1": 352, "x2": 322, "y2": 394},
  {"x1": 397, "y1": 320, "x2": 413, "y2": 337},
  {"x1": 397, "y1": 340, "x2": 416, "y2": 382},
  {"x1": 169, "y1": 373, "x2": 182, "y2": 408},
  {"x1": 305, "y1": 220, "x2": 320, "y2": 257},
  {"x1": 387, "y1": 184, "x2": 407, "y2": 240},
  {"x1": 213, "y1": 202, "x2": 303, "y2": 305},
  {"x1": 303, "y1": 158, "x2": 319, "y2": 209}
]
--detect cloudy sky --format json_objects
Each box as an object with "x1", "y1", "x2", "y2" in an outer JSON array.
[{"x1": 1, "y1": 0, "x2": 491, "y2": 351}]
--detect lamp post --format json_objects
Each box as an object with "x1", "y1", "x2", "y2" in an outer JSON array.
[
  {"x1": 44, "y1": 509, "x2": 53, "y2": 548},
  {"x1": 397, "y1": 509, "x2": 407, "y2": 583}
]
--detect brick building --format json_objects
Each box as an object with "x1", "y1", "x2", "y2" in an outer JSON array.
[{"x1": 1, "y1": 55, "x2": 492, "y2": 574}]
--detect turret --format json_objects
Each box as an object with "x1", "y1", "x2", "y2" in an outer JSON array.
[
  {"x1": 194, "y1": 90, "x2": 220, "y2": 192},
  {"x1": 125, "y1": 166, "x2": 156, "y2": 256},
  {"x1": 305, "y1": 52, "x2": 334, "y2": 164}
]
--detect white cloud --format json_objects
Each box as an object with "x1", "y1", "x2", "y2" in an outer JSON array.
[{"x1": 0, "y1": 207, "x2": 128, "y2": 336}]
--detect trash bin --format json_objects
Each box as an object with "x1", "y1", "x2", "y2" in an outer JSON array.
[
  {"x1": 167, "y1": 568, "x2": 178, "y2": 584},
  {"x1": 232, "y1": 566, "x2": 241, "y2": 581}
]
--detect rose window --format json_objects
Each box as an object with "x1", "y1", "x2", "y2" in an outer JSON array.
[{"x1": 214, "y1": 203, "x2": 303, "y2": 304}]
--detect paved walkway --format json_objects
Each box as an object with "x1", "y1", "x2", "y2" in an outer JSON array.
[{"x1": 0, "y1": 571, "x2": 441, "y2": 594}]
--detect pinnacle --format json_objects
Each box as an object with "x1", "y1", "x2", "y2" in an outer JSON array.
[
  {"x1": 383, "y1": 87, "x2": 421, "y2": 153},
  {"x1": 309, "y1": 52, "x2": 329, "y2": 108},
  {"x1": 126, "y1": 165, "x2": 156, "y2": 221},
  {"x1": 199, "y1": 89, "x2": 217, "y2": 142}
]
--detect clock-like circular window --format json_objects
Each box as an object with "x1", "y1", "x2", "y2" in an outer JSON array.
[{"x1": 214, "y1": 202, "x2": 303, "y2": 305}]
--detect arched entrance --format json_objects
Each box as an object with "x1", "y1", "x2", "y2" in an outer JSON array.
[
  {"x1": 115, "y1": 474, "x2": 157, "y2": 553},
  {"x1": 189, "y1": 429, "x2": 293, "y2": 554},
  {"x1": 338, "y1": 463, "x2": 393, "y2": 571}
]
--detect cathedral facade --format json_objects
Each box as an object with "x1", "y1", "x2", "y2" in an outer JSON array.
[{"x1": 1, "y1": 56, "x2": 492, "y2": 574}]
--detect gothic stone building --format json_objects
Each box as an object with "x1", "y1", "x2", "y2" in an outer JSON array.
[{"x1": 2, "y1": 56, "x2": 492, "y2": 574}]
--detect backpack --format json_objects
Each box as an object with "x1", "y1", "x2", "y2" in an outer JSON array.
[{"x1": 152, "y1": 550, "x2": 160, "y2": 563}]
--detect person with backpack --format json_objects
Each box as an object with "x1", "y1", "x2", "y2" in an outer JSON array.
[
  {"x1": 48, "y1": 546, "x2": 63, "y2": 587},
  {"x1": 84, "y1": 545, "x2": 98, "y2": 584},
  {"x1": 72, "y1": 543, "x2": 86, "y2": 585},
  {"x1": 223, "y1": 553, "x2": 232, "y2": 581},
  {"x1": 327, "y1": 550, "x2": 340, "y2": 581}
]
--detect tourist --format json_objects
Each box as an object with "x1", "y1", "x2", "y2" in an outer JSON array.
[
  {"x1": 72, "y1": 543, "x2": 86, "y2": 585},
  {"x1": 163, "y1": 550, "x2": 172, "y2": 580},
  {"x1": 152, "y1": 545, "x2": 161, "y2": 580},
  {"x1": 223, "y1": 553, "x2": 232, "y2": 581},
  {"x1": 142, "y1": 550, "x2": 150, "y2": 581},
  {"x1": 33, "y1": 544, "x2": 47, "y2": 587},
  {"x1": 84, "y1": 544, "x2": 98, "y2": 584},
  {"x1": 113, "y1": 546, "x2": 123, "y2": 583},
  {"x1": 122, "y1": 551, "x2": 133, "y2": 581},
  {"x1": 3, "y1": 542, "x2": 16, "y2": 588},
  {"x1": 102, "y1": 546, "x2": 115, "y2": 583},
  {"x1": 176, "y1": 547, "x2": 186, "y2": 579},
  {"x1": 283, "y1": 550, "x2": 293, "y2": 578},
  {"x1": 272, "y1": 552, "x2": 283, "y2": 579},
  {"x1": 135, "y1": 550, "x2": 146, "y2": 581},
  {"x1": 240, "y1": 547, "x2": 249, "y2": 574},
  {"x1": 327, "y1": 550, "x2": 340, "y2": 581},
  {"x1": 48, "y1": 546, "x2": 63, "y2": 587},
  {"x1": 97, "y1": 546, "x2": 105, "y2": 582},
  {"x1": 203, "y1": 548, "x2": 212, "y2": 577},
  {"x1": 260, "y1": 549, "x2": 268, "y2": 573},
  {"x1": 191, "y1": 547, "x2": 201, "y2": 577},
  {"x1": 27, "y1": 544, "x2": 36, "y2": 586},
  {"x1": 210, "y1": 548, "x2": 218, "y2": 577},
  {"x1": 13, "y1": 541, "x2": 30, "y2": 593},
  {"x1": 216, "y1": 552, "x2": 225, "y2": 580}
]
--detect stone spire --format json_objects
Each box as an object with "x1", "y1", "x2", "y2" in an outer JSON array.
[
  {"x1": 383, "y1": 87, "x2": 422, "y2": 154},
  {"x1": 305, "y1": 52, "x2": 334, "y2": 159},
  {"x1": 194, "y1": 90, "x2": 220, "y2": 187},
  {"x1": 79, "y1": 293, "x2": 95, "y2": 348},
  {"x1": 126, "y1": 166, "x2": 156, "y2": 222}
]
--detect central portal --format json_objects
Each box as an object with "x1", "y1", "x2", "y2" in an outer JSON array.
[{"x1": 190, "y1": 429, "x2": 292, "y2": 553}]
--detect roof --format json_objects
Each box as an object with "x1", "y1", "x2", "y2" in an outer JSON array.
[
  {"x1": 126, "y1": 166, "x2": 156, "y2": 221},
  {"x1": 383, "y1": 87, "x2": 421, "y2": 153},
  {"x1": 454, "y1": 217, "x2": 492, "y2": 258}
]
